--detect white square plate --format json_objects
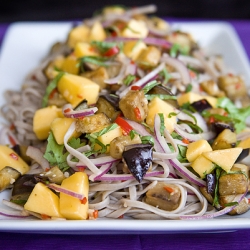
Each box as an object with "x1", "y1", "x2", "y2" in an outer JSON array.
[{"x1": 0, "y1": 22, "x2": 250, "y2": 234}]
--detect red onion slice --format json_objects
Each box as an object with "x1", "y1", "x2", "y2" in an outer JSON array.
[
  {"x1": 161, "y1": 53, "x2": 191, "y2": 85},
  {"x1": 48, "y1": 183, "x2": 85, "y2": 200},
  {"x1": 118, "y1": 63, "x2": 165, "y2": 98},
  {"x1": 63, "y1": 104, "x2": 98, "y2": 118},
  {"x1": 26, "y1": 146, "x2": 50, "y2": 171},
  {"x1": 77, "y1": 156, "x2": 120, "y2": 167}
]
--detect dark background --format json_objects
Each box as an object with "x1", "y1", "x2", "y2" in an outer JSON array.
[{"x1": 0, "y1": 0, "x2": 250, "y2": 22}]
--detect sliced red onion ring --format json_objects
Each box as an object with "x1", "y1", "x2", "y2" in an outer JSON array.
[
  {"x1": 47, "y1": 183, "x2": 85, "y2": 200},
  {"x1": 26, "y1": 146, "x2": 50, "y2": 171},
  {"x1": 161, "y1": 53, "x2": 191, "y2": 85},
  {"x1": 63, "y1": 104, "x2": 98, "y2": 118},
  {"x1": 118, "y1": 63, "x2": 165, "y2": 98},
  {"x1": 174, "y1": 124, "x2": 215, "y2": 142},
  {"x1": 180, "y1": 191, "x2": 248, "y2": 220},
  {"x1": 94, "y1": 169, "x2": 164, "y2": 181},
  {"x1": 89, "y1": 163, "x2": 113, "y2": 181}
]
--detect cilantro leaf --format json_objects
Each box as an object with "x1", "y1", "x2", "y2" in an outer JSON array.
[
  {"x1": 43, "y1": 133, "x2": 69, "y2": 172},
  {"x1": 42, "y1": 72, "x2": 64, "y2": 107}
]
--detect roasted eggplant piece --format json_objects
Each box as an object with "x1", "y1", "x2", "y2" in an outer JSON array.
[
  {"x1": 191, "y1": 99, "x2": 212, "y2": 113},
  {"x1": 119, "y1": 90, "x2": 148, "y2": 122},
  {"x1": 200, "y1": 80, "x2": 225, "y2": 97},
  {"x1": 43, "y1": 166, "x2": 66, "y2": 184},
  {"x1": 206, "y1": 173, "x2": 216, "y2": 194},
  {"x1": 148, "y1": 85, "x2": 178, "y2": 108},
  {"x1": 145, "y1": 182, "x2": 181, "y2": 211},
  {"x1": 12, "y1": 144, "x2": 32, "y2": 164},
  {"x1": 11, "y1": 174, "x2": 38, "y2": 205},
  {"x1": 218, "y1": 75, "x2": 247, "y2": 100},
  {"x1": 96, "y1": 95, "x2": 121, "y2": 122},
  {"x1": 212, "y1": 129, "x2": 237, "y2": 150},
  {"x1": 75, "y1": 113, "x2": 111, "y2": 134},
  {"x1": 109, "y1": 134, "x2": 142, "y2": 159},
  {"x1": 122, "y1": 144, "x2": 153, "y2": 182},
  {"x1": 0, "y1": 167, "x2": 20, "y2": 192},
  {"x1": 212, "y1": 122, "x2": 235, "y2": 135},
  {"x1": 235, "y1": 149, "x2": 250, "y2": 163}
]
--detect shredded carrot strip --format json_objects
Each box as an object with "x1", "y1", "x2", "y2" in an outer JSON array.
[{"x1": 164, "y1": 186, "x2": 174, "y2": 193}]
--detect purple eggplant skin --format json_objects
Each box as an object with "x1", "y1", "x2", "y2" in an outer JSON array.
[
  {"x1": 191, "y1": 99, "x2": 212, "y2": 113},
  {"x1": 122, "y1": 144, "x2": 153, "y2": 183},
  {"x1": 206, "y1": 173, "x2": 216, "y2": 194},
  {"x1": 235, "y1": 148, "x2": 250, "y2": 163},
  {"x1": 212, "y1": 122, "x2": 235, "y2": 135}
]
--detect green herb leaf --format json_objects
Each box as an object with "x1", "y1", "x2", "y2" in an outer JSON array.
[
  {"x1": 123, "y1": 74, "x2": 136, "y2": 86},
  {"x1": 78, "y1": 56, "x2": 111, "y2": 69},
  {"x1": 42, "y1": 72, "x2": 64, "y2": 107},
  {"x1": 159, "y1": 67, "x2": 171, "y2": 85},
  {"x1": 224, "y1": 201, "x2": 239, "y2": 207},
  {"x1": 170, "y1": 43, "x2": 189, "y2": 57},
  {"x1": 142, "y1": 80, "x2": 160, "y2": 94},
  {"x1": 185, "y1": 83, "x2": 193, "y2": 93},
  {"x1": 91, "y1": 41, "x2": 119, "y2": 53},
  {"x1": 43, "y1": 133, "x2": 69, "y2": 172},
  {"x1": 168, "y1": 112, "x2": 178, "y2": 118},
  {"x1": 141, "y1": 135, "x2": 154, "y2": 145},
  {"x1": 213, "y1": 167, "x2": 222, "y2": 208},
  {"x1": 158, "y1": 113, "x2": 165, "y2": 136}
]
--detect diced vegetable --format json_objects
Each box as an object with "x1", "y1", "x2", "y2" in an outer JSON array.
[
  {"x1": 186, "y1": 140, "x2": 212, "y2": 162},
  {"x1": 59, "y1": 172, "x2": 89, "y2": 220},
  {"x1": 33, "y1": 105, "x2": 63, "y2": 140},
  {"x1": 57, "y1": 74, "x2": 100, "y2": 107},
  {"x1": 24, "y1": 182, "x2": 63, "y2": 218}
]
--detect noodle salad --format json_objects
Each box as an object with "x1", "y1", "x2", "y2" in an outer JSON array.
[{"x1": 0, "y1": 4, "x2": 250, "y2": 221}]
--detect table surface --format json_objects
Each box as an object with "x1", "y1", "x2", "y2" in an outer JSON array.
[{"x1": 1, "y1": 20, "x2": 250, "y2": 250}]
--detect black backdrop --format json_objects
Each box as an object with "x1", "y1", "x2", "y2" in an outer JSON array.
[{"x1": 0, "y1": 0, "x2": 250, "y2": 22}]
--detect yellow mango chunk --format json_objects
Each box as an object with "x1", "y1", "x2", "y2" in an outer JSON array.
[
  {"x1": 33, "y1": 105, "x2": 63, "y2": 140},
  {"x1": 177, "y1": 92, "x2": 217, "y2": 108},
  {"x1": 123, "y1": 41, "x2": 147, "y2": 61},
  {"x1": 121, "y1": 19, "x2": 148, "y2": 38},
  {"x1": 74, "y1": 42, "x2": 99, "y2": 58},
  {"x1": 57, "y1": 74, "x2": 100, "y2": 107},
  {"x1": 60, "y1": 172, "x2": 89, "y2": 220},
  {"x1": 146, "y1": 97, "x2": 176, "y2": 133},
  {"x1": 191, "y1": 155, "x2": 215, "y2": 179},
  {"x1": 24, "y1": 182, "x2": 63, "y2": 218},
  {"x1": 89, "y1": 21, "x2": 106, "y2": 41},
  {"x1": 186, "y1": 140, "x2": 212, "y2": 162},
  {"x1": 0, "y1": 145, "x2": 29, "y2": 174},
  {"x1": 202, "y1": 147, "x2": 243, "y2": 172},
  {"x1": 51, "y1": 118, "x2": 81, "y2": 145},
  {"x1": 67, "y1": 25, "x2": 90, "y2": 48},
  {"x1": 94, "y1": 125, "x2": 123, "y2": 152},
  {"x1": 61, "y1": 55, "x2": 79, "y2": 75},
  {"x1": 238, "y1": 137, "x2": 250, "y2": 149}
]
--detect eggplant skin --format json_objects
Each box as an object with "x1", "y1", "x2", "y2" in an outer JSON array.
[
  {"x1": 0, "y1": 167, "x2": 20, "y2": 192},
  {"x1": 122, "y1": 144, "x2": 153, "y2": 182}
]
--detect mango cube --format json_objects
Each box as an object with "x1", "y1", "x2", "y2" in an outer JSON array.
[
  {"x1": 74, "y1": 42, "x2": 99, "y2": 58},
  {"x1": 121, "y1": 19, "x2": 148, "y2": 38},
  {"x1": 191, "y1": 155, "x2": 215, "y2": 179},
  {"x1": 67, "y1": 25, "x2": 90, "y2": 48},
  {"x1": 57, "y1": 74, "x2": 100, "y2": 107},
  {"x1": 123, "y1": 41, "x2": 147, "y2": 61},
  {"x1": 61, "y1": 55, "x2": 79, "y2": 75},
  {"x1": 89, "y1": 21, "x2": 106, "y2": 41},
  {"x1": 94, "y1": 125, "x2": 123, "y2": 152},
  {"x1": 33, "y1": 105, "x2": 63, "y2": 140},
  {"x1": 24, "y1": 182, "x2": 63, "y2": 218},
  {"x1": 51, "y1": 118, "x2": 81, "y2": 145},
  {"x1": 0, "y1": 145, "x2": 29, "y2": 174},
  {"x1": 146, "y1": 97, "x2": 176, "y2": 133},
  {"x1": 202, "y1": 147, "x2": 243, "y2": 172},
  {"x1": 60, "y1": 172, "x2": 89, "y2": 220},
  {"x1": 238, "y1": 137, "x2": 250, "y2": 149},
  {"x1": 186, "y1": 140, "x2": 212, "y2": 162}
]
